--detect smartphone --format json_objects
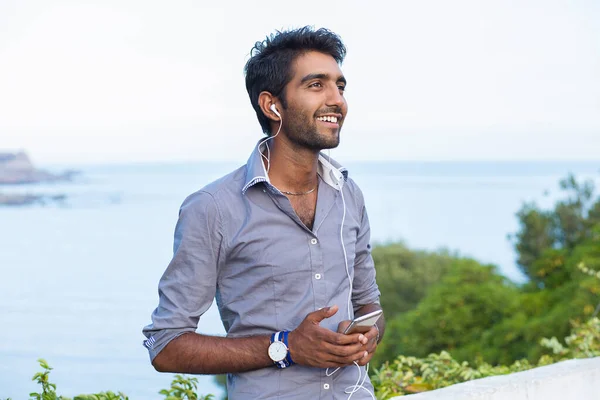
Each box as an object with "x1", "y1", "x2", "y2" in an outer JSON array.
[{"x1": 343, "y1": 309, "x2": 383, "y2": 334}]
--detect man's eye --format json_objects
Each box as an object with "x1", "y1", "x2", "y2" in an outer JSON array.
[
  {"x1": 338, "y1": 85, "x2": 346, "y2": 92},
  {"x1": 310, "y1": 82, "x2": 322, "y2": 88}
]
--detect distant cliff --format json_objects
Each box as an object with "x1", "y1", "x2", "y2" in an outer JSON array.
[
  {"x1": 0, "y1": 151, "x2": 78, "y2": 184},
  {"x1": 0, "y1": 151, "x2": 78, "y2": 206}
]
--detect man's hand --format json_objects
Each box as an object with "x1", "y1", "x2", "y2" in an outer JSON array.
[
  {"x1": 336, "y1": 320, "x2": 379, "y2": 366},
  {"x1": 288, "y1": 305, "x2": 369, "y2": 368}
]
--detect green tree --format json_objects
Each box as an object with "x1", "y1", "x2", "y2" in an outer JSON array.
[
  {"x1": 374, "y1": 173, "x2": 600, "y2": 370},
  {"x1": 509, "y1": 174, "x2": 600, "y2": 285},
  {"x1": 373, "y1": 243, "x2": 461, "y2": 318},
  {"x1": 493, "y1": 215, "x2": 600, "y2": 362},
  {"x1": 373, "y1": 259, "x2": 520, "y2": 367}
]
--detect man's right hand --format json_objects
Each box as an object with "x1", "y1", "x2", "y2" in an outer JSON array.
[{"x1": 287, "y1": 305, "x2": 369, "y2": 368}]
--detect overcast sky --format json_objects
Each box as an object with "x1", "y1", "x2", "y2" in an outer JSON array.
[{"x1": 1, "y1": 0, "x2": 598, "y2": 164}]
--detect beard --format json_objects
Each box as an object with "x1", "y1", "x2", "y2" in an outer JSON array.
[{"x1": 282, "y1": 105, "x2": 342, "y2": 151}]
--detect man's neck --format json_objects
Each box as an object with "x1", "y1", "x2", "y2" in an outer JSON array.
[{"x1": 263, "y1": 137, "x2": 320, "y2": 193}]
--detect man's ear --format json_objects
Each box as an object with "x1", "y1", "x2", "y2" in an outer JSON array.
[{"x1": 258, "y1": 91, "x2": 280, "y2": 121}]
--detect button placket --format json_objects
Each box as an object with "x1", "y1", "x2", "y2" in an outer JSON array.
[{"x1": 308, "y1": 234, "x2": 327, "y2": 312}]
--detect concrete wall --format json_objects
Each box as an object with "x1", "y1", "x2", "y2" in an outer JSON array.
[{"x1": 393, "y1": 357, "x2": 600, "y2": 400}]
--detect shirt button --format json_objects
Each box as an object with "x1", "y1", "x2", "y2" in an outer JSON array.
[
  {"x1": 323, "y1": 383, "x2": 330, "y2": 390},
  {"x1": 310, "y1": 238, "x2": 318, "y2": 245},
  {"x1": 315, "y1": 273, "x2": 322, "y2": 280}
]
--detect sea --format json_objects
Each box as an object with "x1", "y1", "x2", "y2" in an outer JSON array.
[{"x1": 1, "y1": 160, "x2": 599, "y2": 399}]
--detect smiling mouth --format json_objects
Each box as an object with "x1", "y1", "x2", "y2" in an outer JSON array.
[{"x1": 316, "y1": 116, "x2": 340, "y2": 125}]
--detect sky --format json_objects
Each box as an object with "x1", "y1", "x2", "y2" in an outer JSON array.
[{"x1": 0, "y1": 0, "x2": 599, "y2": 165}]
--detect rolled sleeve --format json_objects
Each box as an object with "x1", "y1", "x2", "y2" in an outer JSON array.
[
  {"x1": 142, "y1": 191, "x2": 224, "y2": 361},
  {"x1": 351, "y1": 188, "x2": 381, "y2": 310}
]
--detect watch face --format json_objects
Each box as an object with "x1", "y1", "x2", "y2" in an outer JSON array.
[{"x1": 268, "y1": 341, "x2": 287, "y2": 362}]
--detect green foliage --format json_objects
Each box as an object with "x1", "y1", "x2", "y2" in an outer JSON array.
[
  {"x1": 509, "y1": 174, "x2": 600, "y2": 284},
  {"x1": 372, "y1": 317, "x2": 600, "y2": 399},
  {"x1": 371, "y1": 172, "x2": 600, "y2": 398},
  {"x1": 373, "y1": 259, "x2": 521, "y2": 367},
  {"x1": 375, "y1": 173, "x2": 600, "y2": 369},
  {"x1": 159, "y1": 375, "x2": 214, "y2": 400},
  {"x1": 29, "y1": 359, "x2": 68, "y2": 400},
  {"x1": 25, "y1": 359, "x2": 214, "y2": 400},
  {"x1": 539, "y1": 317, "x2": 600, "y2": 360},
  {"x1": 371, "y1": 351, "x2": 533, "y2": 399},
  {"x1": 73, "y1": 394, "x2": 129, "y2": 400},
  {"x1": 372, "y1": 243, "x2": 462, "y2": 318}
]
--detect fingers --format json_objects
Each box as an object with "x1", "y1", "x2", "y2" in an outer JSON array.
[
  {"x1": 325, "y1": 330, "x2": 367, "y2": 346},
  {"x1": 319, "y1": 349, "x2": 368, "y2": 367},
  {"x1": 321, "y1": 339, "x2": 364, "y2": 358},
  {"x1": 293, "y1": 335, "x2": 367, "y2": 368},
  {"x1": 326, "y1": 350, "x2": 370, "y2": 366},
  {"x1": 363, "y1": 325, "x2": 378, "y2": 343},
  {"x1": 356, "y1": 326, "x2": 379, "y2": 366},
  {"x1": 307, "y1": 305, "x2": 339, "y2": 324},
  {"x1": 337, "y1": 319, "x2": 352, "y2": 334},
  {"x1": 291, "y1": 306, "x2": 378, "y2": 368},
  {"x1": 356, "y1": 350, "x2": 374, "y2": 366}
]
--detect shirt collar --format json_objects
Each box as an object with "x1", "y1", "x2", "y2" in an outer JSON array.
[{"x1": 242, "y1": 139, "x2": 348, "y2": 195}]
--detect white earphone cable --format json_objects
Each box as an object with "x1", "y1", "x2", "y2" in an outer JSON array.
[
  {"x1": 325, "y1": 170, "x2": 375, "y2": 400},
  {"x1": 258, "y1": 111, "x2": 283, "y2": 173}
]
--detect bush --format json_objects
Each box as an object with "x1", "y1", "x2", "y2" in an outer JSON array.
[
  {"x1": 24, "y1": 359, "x2": 214, "y2": 400},
  {"x1": 371, "y1": 317, "x2": 600, "y2": 399}
]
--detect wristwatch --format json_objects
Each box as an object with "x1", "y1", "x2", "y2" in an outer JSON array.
[{"x1": 268, "y1": 331, "x2": 294, "y2": 368}]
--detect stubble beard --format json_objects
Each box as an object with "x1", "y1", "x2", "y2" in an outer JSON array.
[{"x1": 283, "y1": 109, "x2": 341, "y2": 151}]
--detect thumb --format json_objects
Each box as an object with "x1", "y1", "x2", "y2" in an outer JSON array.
[{"x1": 309, "y1": 305, "x2": 339, "y2": 323}]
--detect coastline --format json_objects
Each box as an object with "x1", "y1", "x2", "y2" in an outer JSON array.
[
  {"x1": 0, "y1": 192, "x2": 67, "y2": 207},
  {"x1": 0, "y1": 151, "x2": 77, "y2": 206}
]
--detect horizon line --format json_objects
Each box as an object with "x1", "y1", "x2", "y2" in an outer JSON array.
[{"x1": 41, "y1": 158, "x2": 600, "y2": 168}]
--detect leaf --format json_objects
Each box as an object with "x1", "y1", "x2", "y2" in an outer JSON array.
[{"x1": 405, "y1": 382, "x2": 433, "y2": 393}]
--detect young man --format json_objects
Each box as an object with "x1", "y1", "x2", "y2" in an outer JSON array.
[{"x1": 143, "y1": 26, "x2": 384, "y2": 399}]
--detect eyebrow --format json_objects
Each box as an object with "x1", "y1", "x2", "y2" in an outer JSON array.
[{"x1": 300, "y1": 73, "x2": 347, "y2": 86}]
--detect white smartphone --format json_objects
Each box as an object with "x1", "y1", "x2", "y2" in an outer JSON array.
[{"x1": 343, "y1": 309, "x2": 383, "y2": 334}]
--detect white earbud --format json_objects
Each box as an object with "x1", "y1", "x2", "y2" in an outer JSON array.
[
  {"x1": 270, "y1": 104, "x2": 280, "y2": 118},
  {"x1": 258, "y1": 104, "x2": 283, "y2": 174}
]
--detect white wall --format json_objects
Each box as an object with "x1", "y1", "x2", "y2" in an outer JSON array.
[{"x1": 393, "y1": 357, "x2": 600, "y2": 400}]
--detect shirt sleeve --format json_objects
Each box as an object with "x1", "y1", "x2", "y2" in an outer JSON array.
[
  {"x1": 350, "y1": 185, "x2": 381, "y2": 311},
  {"x1": 142, "y1": 190, "x2": 224, "y2": 361}
]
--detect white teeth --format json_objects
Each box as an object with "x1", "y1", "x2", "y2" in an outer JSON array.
[{"x1": 317, "y1": 116, "x2": 338, "y2": 123}]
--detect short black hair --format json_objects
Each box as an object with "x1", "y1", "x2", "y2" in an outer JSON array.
[{"x1": 244, "y1": 26, "x2": 347, "y2": 135}]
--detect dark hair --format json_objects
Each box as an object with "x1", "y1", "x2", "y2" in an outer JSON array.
[{"x1": 244, "y1": 26, "x2": 347, "y2": 135}]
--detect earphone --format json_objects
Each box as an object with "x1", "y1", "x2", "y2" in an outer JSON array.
[
  {"x1": 257, "y1": 103, "x2": 283, "y2": 173},
  {"x1": 270, "y1": 103, "x2": 280, "y2": 117}
]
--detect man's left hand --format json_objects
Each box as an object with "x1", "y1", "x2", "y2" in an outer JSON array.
[{"x1": 336, "y1": 321, "x2": 379, "y2": 366}]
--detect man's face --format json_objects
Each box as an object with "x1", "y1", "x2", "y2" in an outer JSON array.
[{"x1": 279, "y1": 51, "x2": 348, "y2": 151}]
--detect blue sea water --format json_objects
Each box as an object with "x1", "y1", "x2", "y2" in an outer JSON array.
[{"x1": 1, "y1": 160, "x2": 599, "y2": 399}]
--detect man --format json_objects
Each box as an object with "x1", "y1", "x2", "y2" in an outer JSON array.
[{"x1": 143, "y1": 26, "x2": 385, "y2": 399}]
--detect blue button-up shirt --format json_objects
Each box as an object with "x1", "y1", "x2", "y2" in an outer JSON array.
[{"x1": 143, "y1": 142, "x2": 381, "y2": 399}]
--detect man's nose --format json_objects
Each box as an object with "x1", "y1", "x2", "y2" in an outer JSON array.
[{"x1": 326, "y1": 84, "x2": 346, "y2": 109}]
